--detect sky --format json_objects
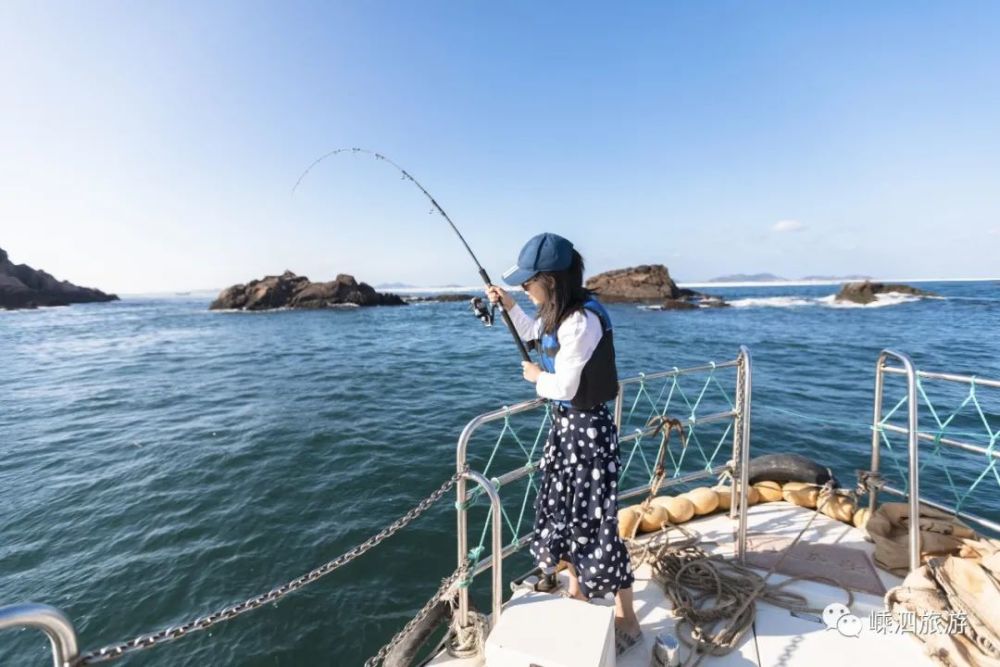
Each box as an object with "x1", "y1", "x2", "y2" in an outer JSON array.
[{"x1": 1, "y1": 1, "x2": 998, "y2": 293}]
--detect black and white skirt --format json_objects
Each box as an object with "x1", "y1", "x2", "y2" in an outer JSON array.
[{"x1": 529, "y1": 402, "x2": 634, "y2": 599}]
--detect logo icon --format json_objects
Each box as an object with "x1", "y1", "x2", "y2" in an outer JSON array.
[{"x1": 822, "y1": 603, "x2": 863, "y2": 637}]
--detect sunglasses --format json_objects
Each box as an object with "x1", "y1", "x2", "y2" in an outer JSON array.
[{"x1": 521, "y1": 276, "x2": 538, "y2": 290}]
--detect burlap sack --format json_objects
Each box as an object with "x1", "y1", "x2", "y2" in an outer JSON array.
[
  {"x1": 886, "y1": 555, "x2": 1000, "y2": 667},
  {"x1": 867, "y1": 502, "x2": 977, "y2": 576}
]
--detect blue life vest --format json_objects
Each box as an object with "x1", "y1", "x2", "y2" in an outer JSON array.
[{"x1": 536, "y1": 297, "x2": 619, "y2": 410}]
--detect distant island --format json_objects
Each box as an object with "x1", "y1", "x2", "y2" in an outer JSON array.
[
  {"x1": 0, "y1": 246, "x2": 119, "y2": 310},
  {"x1": 210, "y1": 271, "x2": 406, "y2": 310},
  {"x1": 708, "y1": 273, "x2": 786, "y2": 283},
  {"x1": 374, "y1": 282, "x2": 417, "y2": 289},
  {"x1": 708, "y1": 273, "x2": 874, "y2": 283},
  {"x1": 801, "y1": 274, "x2": 873, "y2": 282}
]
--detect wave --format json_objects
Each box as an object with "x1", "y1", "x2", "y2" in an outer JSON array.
[
  {"x1": 818, "y1": 293, "x2": 924, "y2": 309},
  {"x1": 729, "y1": 296, "x2": 816, "y2": 308},
  {"x1": 724, "y1": 292, "x2": 929, "y2": 309}
]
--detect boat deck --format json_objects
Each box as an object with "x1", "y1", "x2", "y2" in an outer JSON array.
[{"x1": 429, "y1": 500, "x2": 934, "y2": 667}]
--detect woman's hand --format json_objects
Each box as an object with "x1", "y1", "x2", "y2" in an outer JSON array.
[
  {"x1": 485, "y1": 285, "x2": 515, "y2": 310},
  {"x1": 522, "y1": 361, "x2": 542, "y2": 383}
]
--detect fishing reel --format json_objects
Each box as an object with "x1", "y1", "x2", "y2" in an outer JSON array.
[{"x1": 470, "y1": 296, "x2": 496, "y2": 327}]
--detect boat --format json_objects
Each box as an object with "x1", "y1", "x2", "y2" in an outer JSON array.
[{"x1": 2, "y1": 347, "x2": 998, "y2": 667}]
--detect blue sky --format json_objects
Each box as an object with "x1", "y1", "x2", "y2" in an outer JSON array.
[{"x1": 2, "y1": 2, "x2": 998, "y2": 293}]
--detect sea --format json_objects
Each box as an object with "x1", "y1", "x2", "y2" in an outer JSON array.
[{"x1": 2, "y1": 280, "x2": 999, "y2": 666}]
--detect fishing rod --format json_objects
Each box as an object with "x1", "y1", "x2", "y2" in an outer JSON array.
[{"x1": 292, "y1": 147, "x2": 531, "y2": 362}]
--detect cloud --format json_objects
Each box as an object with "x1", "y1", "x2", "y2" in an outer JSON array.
[
  {"x1": 990, "y1": 228, "x2": 1000, "y2": 236},
  {"x1": 772, "y1": 219, "x2": 805, "y2": 233}
]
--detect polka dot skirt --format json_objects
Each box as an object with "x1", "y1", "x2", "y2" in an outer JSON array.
[{"x1": 529, "y1": 403, "x2": 634, "y2": 599}]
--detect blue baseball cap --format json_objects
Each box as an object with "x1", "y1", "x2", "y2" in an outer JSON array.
[{"x1": 501, "y1": 232, "x2": 574, "y2": 286}]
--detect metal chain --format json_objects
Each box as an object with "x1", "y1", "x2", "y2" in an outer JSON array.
[
  {"x1": 76, "y1": 470, "x2": 464, "y2": 665},
  {"x1": 362, "y1": 564, "x2": 468, "y2": 667}
]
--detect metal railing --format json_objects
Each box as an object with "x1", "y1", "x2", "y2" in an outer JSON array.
[
  {"x1": 0, "y1": 604, "x2": 78, "y2": 667},
  {"x1": 868, "y1": 349, "x2": 1000, "y2": 573},
  {"x1": 0, "y1": 470, "x2": 505, "y2": 667},
  {"x1": 454, "y1": 346, "x2": 753, "y2": 629}
]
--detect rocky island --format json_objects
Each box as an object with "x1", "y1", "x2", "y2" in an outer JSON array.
[
  {"x1": 210, "y1": 271, "x2": 406, "y2": 310},
  {"x1": 835, "y1": 280, "x2": 936, "y2": 305},
  {"x1": 585, "y1": 264, "x2": 727, "y2": 309},
  {"x1": 0, "y1": 247, "x2": 119, "y2": 310}
]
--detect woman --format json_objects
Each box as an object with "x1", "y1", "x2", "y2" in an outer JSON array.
[{"x1": 485, "y1": 232, "x2": 642, "y2": 656}]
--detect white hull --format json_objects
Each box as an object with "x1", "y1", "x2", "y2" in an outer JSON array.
[{"x1": 429, "y1": 500, "x2": 934, "y2": 667}]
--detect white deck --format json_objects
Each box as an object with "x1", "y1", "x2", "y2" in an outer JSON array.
[{"x1": 429, "y1": 501, "x2": 936, "y2": 667}]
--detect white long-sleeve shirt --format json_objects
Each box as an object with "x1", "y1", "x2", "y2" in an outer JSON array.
[{"x1": 506, "y1": 302, "x2": 604, "y2": 402}]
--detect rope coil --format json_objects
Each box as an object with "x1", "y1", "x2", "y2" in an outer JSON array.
[{"x1": 629, "y1": 479, "x2": 854, "y2": 667}]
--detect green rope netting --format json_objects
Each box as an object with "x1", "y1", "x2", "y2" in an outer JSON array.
[
  {"x1": 464, "y1": 404, "x2": 552, "y2": 572},
  {"x1": 618, "y1": 365, "x2": 736, "y2": 481},
  {"x1": 461, "y1": 363, "x2": 740, "y2": 577},
  {"x1": 877, "y1": 375, "x2": 999, "y2": 514}
]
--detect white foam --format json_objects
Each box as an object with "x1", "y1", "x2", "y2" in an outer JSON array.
[
  {"x1": 729, "y1": 296, "x2": 816, "y2": 308},
  {"x1": 653, "y1": 292, "x2": 934, "y2": 310},
  {"x1": 818, "y1": 292, "x2": 924, "y2": 308}
]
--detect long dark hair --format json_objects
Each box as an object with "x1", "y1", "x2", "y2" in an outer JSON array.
[{"x1": 536, "y1": 249, "x2": 590, "y2": 334}]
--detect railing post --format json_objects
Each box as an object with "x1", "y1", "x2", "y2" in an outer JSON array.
[
  {"x1": 735, "y1": 346, "x2": 753, "y2": 563},
  {"x1": 461, "y1": 471, "x2": 504, "y2": 627},
  {"x1": 869, "y1": 355, "x2": 886, "y2": 513},
  {"x1": 729, "y1": 369, "x2": 741, "y2": 522},
  {"x1": 455, "y1": 417, "x2": 480, "y2": 630},
  {"x1": 872, "y1": 350, "x2": 920, "y2": 573},
  {"x1": 0, "y1": 604, "x2": 79, "y2": 667}
]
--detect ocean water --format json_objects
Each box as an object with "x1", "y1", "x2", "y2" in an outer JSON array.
[{"x1": 2, "y1": 280, "x2": 999, "y2": 666}]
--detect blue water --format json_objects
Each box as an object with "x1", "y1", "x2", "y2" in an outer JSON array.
[{"x1": 2, "y1": 280, "x2": 999, "y2": 666}]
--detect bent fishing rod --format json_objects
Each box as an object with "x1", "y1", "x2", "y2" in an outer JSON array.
[{"x1": 292, "y1": 147, "x2": 531, "y2": 362}]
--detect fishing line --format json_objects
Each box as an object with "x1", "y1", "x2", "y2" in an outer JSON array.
[{"x1": 292, "y1": 147, "x2": 531, "y2": 361}]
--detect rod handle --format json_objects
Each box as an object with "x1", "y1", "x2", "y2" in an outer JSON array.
[{"x1": 478, "y1": 269, "x2": 531, "y2": 362}]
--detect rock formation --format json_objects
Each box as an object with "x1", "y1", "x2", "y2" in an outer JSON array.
[
  {"x1": 209, "y1": 271, "x2": 405, "y2": 310},
  {"x1": 0, "y1": 247, "x2": 119, "y2": 310},
  {"x1": 585, "y1": 264, "x2": 679, "y2": 301},
  {"x1": 585, "y1": 264, "x2": 727, "y2": 309},
  {"x1": 835, "y1": 281, "x2": 936, "y2": 305}
]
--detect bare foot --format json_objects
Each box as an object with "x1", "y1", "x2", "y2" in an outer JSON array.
[{"x1": 615, "y1": 616, "x2": 641, "y2": 639}]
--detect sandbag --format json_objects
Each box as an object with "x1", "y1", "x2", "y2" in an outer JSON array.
[
  {"x1": 618, "y1": 506, "x2": 642, "y2": 539},
  {"x1": 818, "y1": 490, "x2": 855, "y2": 523},
  {"x1": 713, "y1": 485, "x2": 732, "y2": 510},
  {"x1": 650, "y1": 495, "x2": 695, "y2": 523},
  {"x1": 713, "y1": 484, "x2": 759, "y2": 510},
  {"x1": 868, "y1": 502, "x2": 977, "y2": 576},
  {"x1": 683, "y1": 487, "x2": 720, "y2": 516},
  {"x1": 753, "y1": 480, "x2": 783, "y2": 502},
  {"x1": 639, "y1": 504, "x2": 671, "y2": 532},
  {"x1": 781, "y1": 481, "x2": 819, "y2": 509}
]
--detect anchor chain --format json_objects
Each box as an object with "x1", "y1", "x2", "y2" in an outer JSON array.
[
  {"x1": 362, "y1": 564, "x2": 469, "y2": 667},
  {"x1": 76, "y1": 470, "x2": 464, "y2": 665}
]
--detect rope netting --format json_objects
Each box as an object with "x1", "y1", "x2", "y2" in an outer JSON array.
[
  {"x1": 617, "y1": 365, "x2": 737, "y2": 483},
  {"x1": 876, "y1": 370, "x2": 1000, "y2": 520},
  {"x1": 459, "y1": 360, "x2": 742, "y2": 583}
]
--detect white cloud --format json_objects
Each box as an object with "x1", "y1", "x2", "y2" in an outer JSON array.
[
  {"x1": 772, "y1": 219, "x2": 805, "y2": 233},
  {"x1": 989, "y1": 228, "x2": 1000, "y2": 236}
]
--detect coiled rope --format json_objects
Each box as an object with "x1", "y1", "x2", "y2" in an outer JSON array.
[{"x1": 635, "y1": 475, "x2": 856, "y2": 667}]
